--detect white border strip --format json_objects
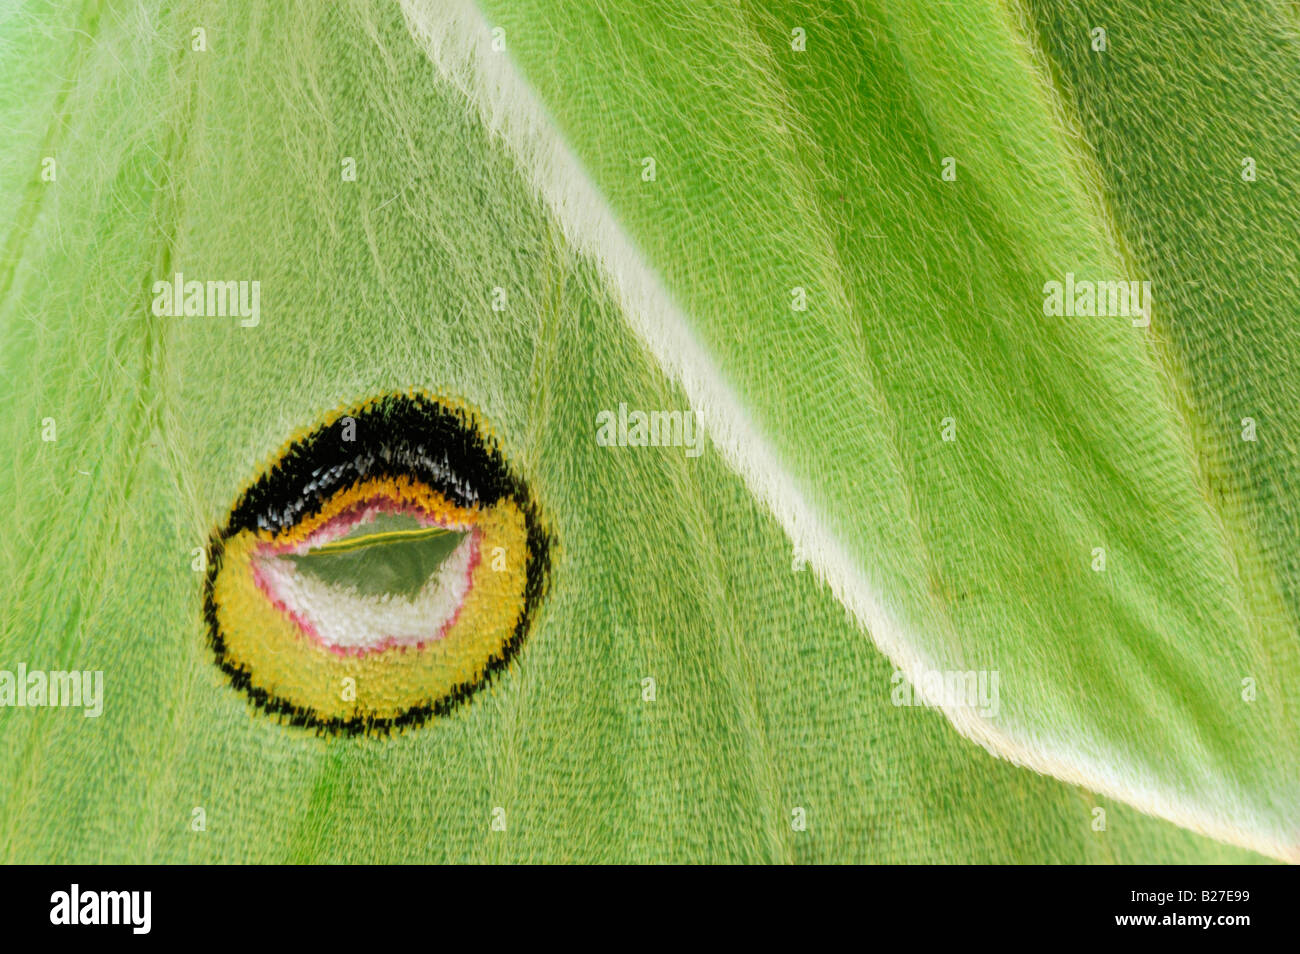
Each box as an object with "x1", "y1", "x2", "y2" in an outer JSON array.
[{"x1": 396, "y1": 0, "x2": 1294, "y2": 862}]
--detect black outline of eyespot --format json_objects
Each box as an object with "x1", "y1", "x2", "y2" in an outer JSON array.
[{"x1": 202, "y1": 391, "x2": 552, "y2": 737}]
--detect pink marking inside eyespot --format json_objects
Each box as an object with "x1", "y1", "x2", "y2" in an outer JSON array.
[{"x1": 248, "y1": 495, "x2": 483, "y2": 658}]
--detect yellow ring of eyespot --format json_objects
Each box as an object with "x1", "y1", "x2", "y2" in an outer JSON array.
[{"x1": 211, "y1": 474, "x2": 529, "y2": 723}]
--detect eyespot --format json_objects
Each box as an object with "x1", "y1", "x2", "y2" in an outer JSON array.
[{"x1": 203, "y1": 392, "x2": 551, "y2": 735}]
